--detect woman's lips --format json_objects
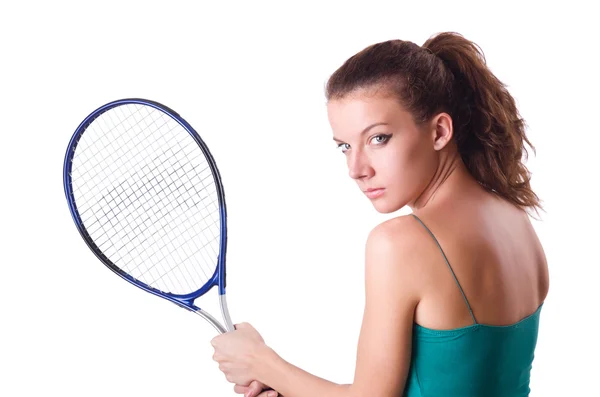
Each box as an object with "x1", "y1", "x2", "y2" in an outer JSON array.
[{"x1": 364, "y1": 188, "x2": 385, "y2": 199}]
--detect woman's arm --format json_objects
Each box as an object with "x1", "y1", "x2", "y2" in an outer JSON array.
[
  {"x1": 250, "y1": 217, "x2": 421, "y2": 397},
  {"x1": 253, "y1": 349, "x2": 350, "y2": 397}
]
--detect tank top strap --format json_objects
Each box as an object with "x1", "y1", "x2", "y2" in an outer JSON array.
[{"x1": 411, "y1": 214, "x2": 477, "y2": 324}]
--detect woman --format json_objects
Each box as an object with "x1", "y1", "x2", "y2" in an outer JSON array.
[{"x1": 211, "y1": 31, "x2": 549, "y2": 397}]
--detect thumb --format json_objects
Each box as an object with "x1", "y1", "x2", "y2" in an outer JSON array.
[
  {"x1": 245, "y1": 380, "x2": 263, "y2": 397},
  {"x1": 234, "y1": 322, "x2": 251, "y2": 330}
]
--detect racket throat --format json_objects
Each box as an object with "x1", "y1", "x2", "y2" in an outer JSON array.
[{"x1": 193, "y1": 309, "x2": 228, "y2": 334}]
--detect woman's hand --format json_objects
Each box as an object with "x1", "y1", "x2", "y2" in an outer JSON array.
[{"x1": 211, "y1": 322, "x2": 269, "y2": 386}]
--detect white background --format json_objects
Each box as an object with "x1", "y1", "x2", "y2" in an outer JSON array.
[{"x1": 1, "y1": 1, "x2": 598, "y2": 396}]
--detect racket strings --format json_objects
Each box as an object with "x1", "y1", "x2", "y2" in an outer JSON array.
[
  {"x1": 73, "y1": 106, "x2": 179, "y2": 208},
  {"x1": 93, "y1": 166, "x2": 218, "y2": 291},
  {"x1": 97, "y1": 105, "x2": 220, "y2": 293},
  {"x1": 122, "y1": 173, "x2": 220, "y2": 285},
  {"x1": 94, "y1": 166, "x2": 215, "y2": 264},
  {"x1": 80, "y1": 147, "x2": 205, "y2": 245},
  {"x1": 70, "y1": 104, "x2": 222, "y2": 295},
  {"x1": 77, "y1": 105, "x2": 202, "y2": 290}
]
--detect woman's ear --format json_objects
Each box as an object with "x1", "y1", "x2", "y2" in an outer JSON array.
[{"x1": 431, "y1": 112, "x2": 453, "y2": 151}]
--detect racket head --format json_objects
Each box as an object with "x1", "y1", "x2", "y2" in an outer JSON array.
[{"x1": 63, "y1": 98, "x2": 229, "y2": 315}]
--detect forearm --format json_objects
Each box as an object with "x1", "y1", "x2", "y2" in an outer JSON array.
[{"x1": 255, "y1": 346, "x2": 351, "y2": 397}]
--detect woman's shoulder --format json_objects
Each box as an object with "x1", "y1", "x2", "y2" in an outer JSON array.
[
  {"x1": 366, "y1": 214, "x2": 446, "y2": 276},
  {"x1": 367, "y1": 214, "x2": 429, "y2": 250}
]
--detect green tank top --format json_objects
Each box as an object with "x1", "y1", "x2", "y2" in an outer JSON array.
[{"x1": 404, "y1": 215, "x2": 543, "y2": 397}]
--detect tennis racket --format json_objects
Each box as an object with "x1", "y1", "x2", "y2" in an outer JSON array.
[{"x1": 63, "y1": 98, "x2": 234, "y2": 334}]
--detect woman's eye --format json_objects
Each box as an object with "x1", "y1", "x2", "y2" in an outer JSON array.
[
  {"x1": 337, "y1": 143, "x2": 350, "y2": 153},
  {"x1": 371, "y1": 134, "x2": 391, "y2": 145}
]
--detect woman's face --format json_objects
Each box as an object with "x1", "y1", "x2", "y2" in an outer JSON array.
[{"x1": 327, "y1": 91, "x2": 441, "y2": 213}]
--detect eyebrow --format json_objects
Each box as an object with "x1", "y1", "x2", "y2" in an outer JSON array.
[{"x1": 332, "y1": 122, "x2": 389, "y2": 142}]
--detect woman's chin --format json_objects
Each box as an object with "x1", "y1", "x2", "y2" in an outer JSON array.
[{"x1": 370, "y1": 198, "x2": 403, "y2": 214}]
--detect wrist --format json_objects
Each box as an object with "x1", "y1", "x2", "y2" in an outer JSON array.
[{"x1": 253, "y1": 344, "x2": 281, "y2": 383}]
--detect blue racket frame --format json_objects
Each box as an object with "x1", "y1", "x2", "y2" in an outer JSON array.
[{"x1": 63, "y1": 98, "x2": 232, "y2": 332}]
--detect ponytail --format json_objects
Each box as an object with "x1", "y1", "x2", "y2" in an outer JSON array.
[{"x1": 423, "y1": 32, "x2": 541, "y2": 212}]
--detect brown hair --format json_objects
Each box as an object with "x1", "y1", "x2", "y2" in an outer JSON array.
[{"x1": 325, "y1": 32, "x2": 542, "y2": 213}]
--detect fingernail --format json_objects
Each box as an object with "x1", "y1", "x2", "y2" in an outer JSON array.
[{"x1": 268, "y1": 392, "x2": 277, "y2": 397}]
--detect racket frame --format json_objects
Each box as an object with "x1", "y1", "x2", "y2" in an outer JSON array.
[{"x1": 63, "y1": 98, "x2": 234, "y2": 334}]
